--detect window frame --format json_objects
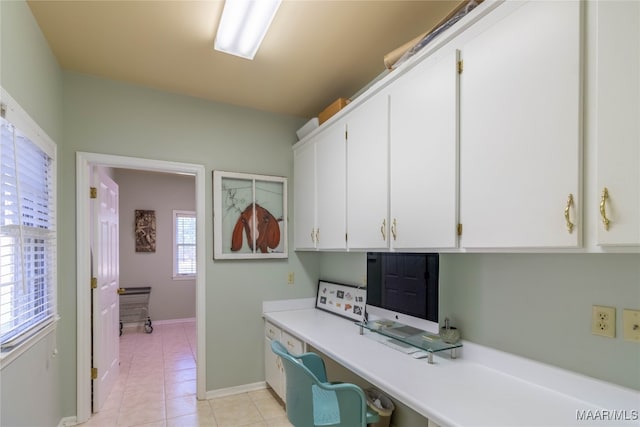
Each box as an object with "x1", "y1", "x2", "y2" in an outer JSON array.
[
  {"x1": 172, "y1": 209, "x2": 196, "y2": 280},
  {"x1": 0, "y1": 88, "x2": 58, "y2": 368}
]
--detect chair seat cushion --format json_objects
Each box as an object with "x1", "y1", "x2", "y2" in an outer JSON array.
[
  {"x1": 311, "y1": 385, "x2": 381, "y2": 426},
  {"x1": 312, "y1": 385, "x2": 340, "y2": 426}
]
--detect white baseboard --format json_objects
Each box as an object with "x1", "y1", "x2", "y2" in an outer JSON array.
[
  {"x1": 151, "y1": 317, "x2": 196, "y2": 325},
  {"x1": 58, "y1": 416, "x2": 77, "y2": 426},
  {"x1": 205, "y1": 381, "x2": 267, "y2": 400},
  {"x1": 121, "y1": 317, "x2": 196, "y2": 329}
]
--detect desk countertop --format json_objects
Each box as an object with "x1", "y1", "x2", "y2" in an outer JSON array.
[{"x1": 264, "y1": 307, "x2": 640, "y2": 427}]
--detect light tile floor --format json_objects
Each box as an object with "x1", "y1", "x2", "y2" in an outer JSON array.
[{"x1": 82, "y1": 321, "x2": 293, "y2": 427}]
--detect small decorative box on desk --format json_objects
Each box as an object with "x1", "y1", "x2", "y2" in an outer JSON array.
[{"x1": 356, "y1": 319, "x2": 462, "y2": 364}]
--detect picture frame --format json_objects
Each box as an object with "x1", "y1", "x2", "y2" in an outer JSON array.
[
  {"x1": 315, "y1": 280, "x2": 366, "y2": 322},
  {"x1": 213, "y1": 170, "x2": 287, "y2": 259},
  {"x1": 134, "y1": 209, "x2": 156, "y2": 252}
]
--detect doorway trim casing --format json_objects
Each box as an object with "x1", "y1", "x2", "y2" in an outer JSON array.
[{"x1": 76, "y1": 152, "x2": 207, "y2": 423}]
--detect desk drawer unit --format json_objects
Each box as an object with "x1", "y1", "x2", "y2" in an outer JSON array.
[
  {"x1": 264, "y1": 321, "x2": 306, "y2": 403},
  {"x1": 282, "y1": 330, "x2": 304, "y2": 356},
  {"x1": 265, "y1": 321, "x2": 281, "y2": 341}
]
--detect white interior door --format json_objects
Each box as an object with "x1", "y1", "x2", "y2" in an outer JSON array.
[{"x1": 92, "y1": 168, "x2": 120, "y2": 412}]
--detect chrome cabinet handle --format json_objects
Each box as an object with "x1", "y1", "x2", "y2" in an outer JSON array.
[
  {"x1": 600, "y1": 187, "x2": 610, "y2": 231},
  {"x1": 564, "y1": 194, "x2": 575, "y2": 234}
]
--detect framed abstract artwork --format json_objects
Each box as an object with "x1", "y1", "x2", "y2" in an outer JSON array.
[
  {"x1": 135, "y1": 209, "x2": 156, "y2": 252},
  {"x1": 213, "y1": 170, "x2": 287, "y2": 259}
]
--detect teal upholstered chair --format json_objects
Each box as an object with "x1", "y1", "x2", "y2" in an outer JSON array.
[{"x1": 271, "y1": 340, "x2": 380, "y2": 427}]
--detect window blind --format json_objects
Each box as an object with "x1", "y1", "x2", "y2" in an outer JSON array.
[
  {"x1": 0, "y1": 116, "x2": 56, "y2": 351},
  {"x1": 174, "y1": 211, "x2": 196, "y2": 277}
]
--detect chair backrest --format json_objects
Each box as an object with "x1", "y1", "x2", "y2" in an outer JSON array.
[
  {"x1": 271, "y1": 340, "x2": 370, "y2": 427},
  {"x1": 272, "y1": 340, "x2": 318, "y2": 426}
]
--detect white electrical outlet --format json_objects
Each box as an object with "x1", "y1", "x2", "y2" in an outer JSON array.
[
  {"x1": 287, "y1": 272, "x2": 294, "y2": 285},
  {"x1": 622, "y1": 309, "x2": 640, "y2": 342},
  {"x1": 592, "y1": 305, "x2": 616, "y2": 338}
]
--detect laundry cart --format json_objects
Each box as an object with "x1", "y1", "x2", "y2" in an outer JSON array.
[{"x1": 119, "y1": 286, "x2": 153, "y2": 335}]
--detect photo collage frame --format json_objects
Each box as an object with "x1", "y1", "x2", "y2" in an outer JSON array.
[{"x1": 315, "y1": 280, "x2": 366, "y2": 322}]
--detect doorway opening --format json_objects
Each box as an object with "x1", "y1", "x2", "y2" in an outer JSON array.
[{"x1": 76, "y1": 152, "x2": 207, "y2": 424}]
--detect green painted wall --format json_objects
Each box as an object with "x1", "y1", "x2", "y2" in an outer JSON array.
[
  {"x1": 0, "y1": 0, "x2": 62, "y2": 142},
  {"x1": 60, "y1": 72, "x2": 320, "y2": 416},
  {"x1": 2, "y1": 1, "x2": 638, "y2": 425},
  {"x1": 439, "y1": 253, "x2": 640, "y2": 391},
  {"x1": 319, "y1": 252, "x2": 640, "y2": 391},
  {"x1": 1, "y1": 1, "x2": 63, "y2": 426}
]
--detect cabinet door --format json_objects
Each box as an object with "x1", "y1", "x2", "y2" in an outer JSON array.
[
  {"x1": 293, "y1": 141, "x2": 316, "y2": 249},
  {"x1": 316, "y1": 121, "x2": 347, "y2": 249},
  {"x1": 264, "y1": 322, "x2": 284, "y2": 401},
  {"x1": 389, "y1": 49, "x2": 459, "y2": 249},
  {"x1": 459, "y1": 0, "x2": 581, "y2": 248},
  {"x1": 595, "y1": 1, "x2": 640, "y2": 246},
  {"x1": 347, "y1": 92, "x2": 390, "y2": 249}
]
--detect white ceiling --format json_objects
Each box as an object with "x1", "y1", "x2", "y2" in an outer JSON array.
[{"x1": 28, "y1": 0, "x2": 464, "y2": 119}]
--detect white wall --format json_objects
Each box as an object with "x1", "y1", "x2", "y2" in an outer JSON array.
[{"x1": 115, "y1": 169, "x2": 196, "y2": 321}]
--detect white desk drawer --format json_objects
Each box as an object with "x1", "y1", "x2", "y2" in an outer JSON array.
[
  {"x1": 265, "y1": 321, "x2": 282, "y2": 341},
  {"x1": 282, "y1": 331, "x2": 304, "y2": 355}
]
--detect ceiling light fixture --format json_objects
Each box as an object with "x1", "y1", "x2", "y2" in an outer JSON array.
[{"x1": 214, "y1": 0, "x2": 282, "y2": 60}]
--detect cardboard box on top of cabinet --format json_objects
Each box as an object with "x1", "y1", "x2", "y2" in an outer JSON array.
[{"x1": 318, "y1": 98, "x2": 350, "y2": 124}]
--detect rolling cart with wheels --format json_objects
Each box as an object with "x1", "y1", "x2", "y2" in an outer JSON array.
[{"x1": 119, "y1": 286, "x2": 153, "y2": 335}]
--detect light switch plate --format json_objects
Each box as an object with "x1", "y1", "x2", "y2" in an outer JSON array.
[
  {"x1": 592, "y1": 305, "x2": 616, "y2": 338},
  {"x1": 622, "y1": 309, "x2": 640, "y2": 342}
]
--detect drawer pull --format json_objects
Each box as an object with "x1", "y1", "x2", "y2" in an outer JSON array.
[
  {"x1": 564, "y1": 193, "x2": 575, "y2": 234},
  {"x1": 600, "y1": 187, "x2": 610, "y2": 231}
]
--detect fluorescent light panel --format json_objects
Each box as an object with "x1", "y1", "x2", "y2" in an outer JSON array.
[{"x1": 215, "y1": 0, "x2": 282, "y2": 60}]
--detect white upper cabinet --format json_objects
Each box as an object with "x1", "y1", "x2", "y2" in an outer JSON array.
[
  {"x1": 594, "y1": 1, "x2": 640, "y2": 247},
  {"x1": 293, "y1": 120, "x2": 347, "y2": 250},
  {"x1": 315, "y1": 120, "x2": 348, "y2": 250},
  {"x1": 346, "y1": 92, "x2": 389, "y2": 249},
  {"x1": 293, "y1": 140, "x2": 316, "y2": 249},
  {"x1": 459, "y1": 1, "x2": 582, "y2": 249},
  {"x1": 389, "y1": 48, "x2": 460, "y2": 250}
]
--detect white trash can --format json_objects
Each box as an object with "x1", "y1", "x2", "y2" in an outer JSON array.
[{"x1": 366, "y1": 388, "x2": 395, "y2": 427}]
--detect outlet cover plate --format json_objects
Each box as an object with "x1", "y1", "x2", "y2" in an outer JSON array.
[
  {"x1": 622, "y1": 309, "x2": 640, "y2": 342},
  {"x1": 592, "y1": 305, "x2": 616, "y2": 338}
]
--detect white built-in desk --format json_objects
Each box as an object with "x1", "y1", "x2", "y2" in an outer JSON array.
[{"x1": 263, "y1": 303, "x2": 639, "y2": 427}]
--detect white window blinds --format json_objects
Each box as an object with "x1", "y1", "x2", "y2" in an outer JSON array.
[
  {"x1": 173, "y1": 210, "x2": 196, "y2": 278},
  {"x1": 0, "y1": 114, "x2": 57, "y2": 352}
]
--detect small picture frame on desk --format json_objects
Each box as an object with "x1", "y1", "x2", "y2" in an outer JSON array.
[{"x1": 315, "y1": 280, "x2": 366, "y2": 322}]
